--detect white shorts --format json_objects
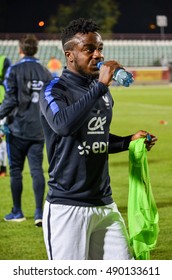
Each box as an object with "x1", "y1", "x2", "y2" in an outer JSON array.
[{"x1": 43, "y1": 201, "x2": 133, "y2": 260}]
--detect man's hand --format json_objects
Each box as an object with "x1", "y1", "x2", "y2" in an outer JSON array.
[
  {"x1": 98, "y1": 60, "x2": 123, "y2": 86},
  {"x1": 131, "y1": 130, "x2": 158, "y2": 151}
]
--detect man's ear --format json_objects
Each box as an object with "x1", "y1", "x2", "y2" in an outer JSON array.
[
  {"x1": 18, "y1": 47, "x2": 24, "y2": 57},
  {"x1": 65, "y1": 50, "x2": 74, "y2": 62}
]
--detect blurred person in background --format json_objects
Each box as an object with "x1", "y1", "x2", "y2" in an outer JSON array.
[
  {"x1": 160, "y1": 55, "x2": 168, "y2": 67},
  {"x1": 0, "y1": 121, "x2": 8, "y2": 177},
  {"x1": 0, "y1": 35, "x2": 52, "y2": 226},
  {"x1": 47, "y1": 56, "x2": 62, "y2": 77},
  {"x1": 0, "y1": 54, "x2": 11, "y2": 176}
]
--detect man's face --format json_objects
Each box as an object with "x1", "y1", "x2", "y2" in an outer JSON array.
[{"x1": 65, "y1": 32, "x2": 104, "y2": 79}]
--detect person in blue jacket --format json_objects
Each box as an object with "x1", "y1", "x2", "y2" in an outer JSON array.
[
  {"x1": 0, "y1": 34, "x2": 52, "y2": 226},
  {"x1": 0, "y1": 54, "x2": 11, "y2": 176},
  {"x1": 40, "y1": 18, "x2": 157, "y2": 259}
]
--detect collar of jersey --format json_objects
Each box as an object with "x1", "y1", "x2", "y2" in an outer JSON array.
[
  {"x1": 20, "y1": 56, "x2": 40, "y2": 64},
  {"x1": 63, "y1": 68, "x2": 96, "y2": 87}
]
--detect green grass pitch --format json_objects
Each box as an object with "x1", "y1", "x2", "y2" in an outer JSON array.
[{"x1": 0, "y1": 85, "x2": 171, "y2": 260}]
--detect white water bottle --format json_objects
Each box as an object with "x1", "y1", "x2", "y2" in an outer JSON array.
[{"x1": 97, "y1": 62, "x2": 134, "y2": 87}]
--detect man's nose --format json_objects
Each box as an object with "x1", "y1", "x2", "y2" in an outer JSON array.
[{"x1": 93, "y1": 49, "x2": 103, "y2": 58}]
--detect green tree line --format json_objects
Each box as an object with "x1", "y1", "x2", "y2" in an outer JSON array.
[{"x1": 45, "y1": 0, "x2": 120, "y2": 34}]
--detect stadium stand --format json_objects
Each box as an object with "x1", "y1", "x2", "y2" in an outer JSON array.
[
  {"x1": 103, "y1": 40, "x2": 172, "y2": 67},
  {"x1": 0, "y1": 39, "x2": 172, "y2": 68}
]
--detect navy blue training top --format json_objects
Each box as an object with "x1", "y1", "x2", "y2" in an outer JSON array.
[
  {"x1": 0, "y1": 56, "x2": 52, "y2": 140},
  {"x1": 39, "y1": 68, "x2": 131, "y2": 206}
]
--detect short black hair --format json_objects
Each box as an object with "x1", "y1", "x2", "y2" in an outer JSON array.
[
  {"x1": 61, "y1": 18, "x2": 99, "y2": 48},
  {"x1": 19, "y1": 34, "x2": 38, "y2": 56}
]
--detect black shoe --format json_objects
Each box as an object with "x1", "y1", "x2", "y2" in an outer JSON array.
[{"x1": 34, "y1": 209, "x2": 43, "y2": 227}]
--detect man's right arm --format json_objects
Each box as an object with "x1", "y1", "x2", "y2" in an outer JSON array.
[
  {"x1": 0, "y1": 67, "x2": 18, "y2": 119},
  {"x1": 40, "y1": 81, "x2": 108, "y2": 137}
]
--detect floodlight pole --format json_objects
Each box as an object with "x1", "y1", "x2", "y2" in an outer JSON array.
[{"x1": 160, "y1": 26, "x2": 165, "y2": 39}]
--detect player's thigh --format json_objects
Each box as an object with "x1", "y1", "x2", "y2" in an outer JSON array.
[
  {"x1": 27, "y1": 141, "x2": 44, "y2": 171},
  {"x1": 89, "y1": 203, "x2": 133, "y2": 260},
  {"x1": 43, "y1": 201, "x2": 89, "y2": 260},
  {"x1": 7, "y1": 134, "x2": 26, "y2": 172}
]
